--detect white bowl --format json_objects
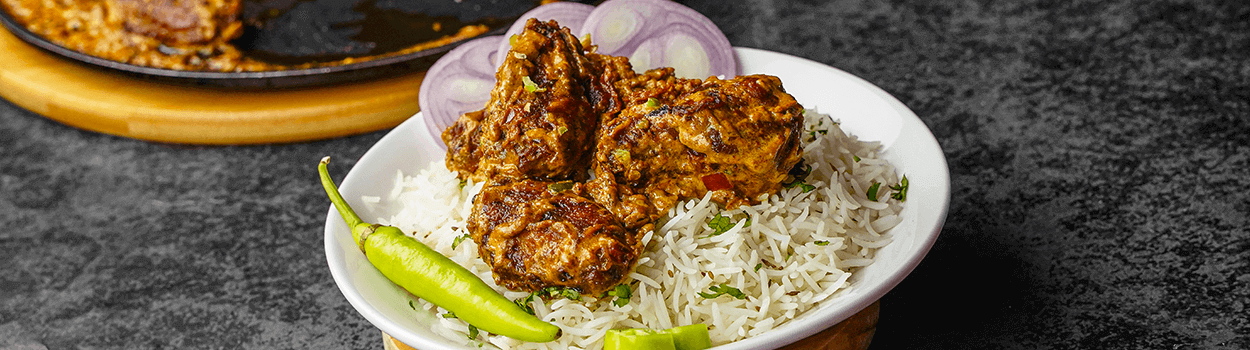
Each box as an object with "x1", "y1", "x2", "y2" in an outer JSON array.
[{"x1": 325, "y1": 47, "x2": 950, "y2": 350}]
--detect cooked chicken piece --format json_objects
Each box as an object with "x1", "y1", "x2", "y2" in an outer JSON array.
[
  {"x1": 588, "y1": 73, "x2": 806, "y2": 229},
  {"x1": 108, "y1": 0, "x2": 242, "y2": 45},
  {"x1": 448, "y1": 20, "x2": 803, "y2": 295},
  {"x1": 467, "y1": 179, "x2": 640, "y2": 296},
  {"x1": 443, "y1": 19, "x2": 610, "y2": 183}
]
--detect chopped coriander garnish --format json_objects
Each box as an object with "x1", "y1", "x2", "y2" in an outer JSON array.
[
  {"x1": 889, "y1": 175, "x2": 910, "y2": 201},
  {"x1": 698, "y1": 283, "x2": 747, "y2": 300},
  {"x1": 854, "y1": 155, "x2": 861, "y2": 162},
  {"x1": 814, "y1": 240, "x2": 831, "y2": 246},
  {"x1": 467, "y1": 324, "x2": 479, "y2": 340},
  {"x1": 557, "y1": 125, "x2": 568, "y2": 135},
  {"x1": 704, "y1": 213, "x2": 749, "y2": 238},
  {"x1": 513, "y1": 294, "x2": 536, "y2": 315},
  {"x1": 782, "y1": 162, "x2": 812, "y2": 190},
  {"x1": 540, "y1": 286, "x2": 581, "y2": 301},
  {"x1": 452, "y1": 234, "x2": 470, "y2": 249},
  {"x1": 785, "y1": 181, "x2": 816, "y2": 193},
  {"x1": 646, "y1": 98, "x2": 659, "y2": 108},
  {"x1": 605, "y1": 284, "x2": 632, "y2": 307},
  {"x1": 754, "y1": 263, "x2": 764, "y2": 272},
  {"x1": 441, "y1": 311, "x2": 458, "y2": 319},
  {"x1": 867, "y1": 182, "x2": 881, "y2": 201},
  {"x1": 559, "y1": 288, "x2": 580, "y2": 301},
  {"x1": 409, "y1": 300, "x2": 416, "y2": 310}
]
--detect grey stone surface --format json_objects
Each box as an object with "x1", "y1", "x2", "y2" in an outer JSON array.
[{"x1": 2, "y1": 0, "x2": 1247, "y2": 349}]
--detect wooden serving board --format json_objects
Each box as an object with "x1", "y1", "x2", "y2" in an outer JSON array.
[
  {"x1": 0, "y1": 27, "x2": 423, "y2": 145},
  {"x1": 382, "y1": 301, "x2": 879, "y2": 350}
]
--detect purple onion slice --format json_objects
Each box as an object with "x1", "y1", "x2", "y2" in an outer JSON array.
[
  {"x1": 579, "y1": 0, "x2": 735, "y2": 79},
  {"x1": 418, "y1": 35, "x2": 503, "y2": 149}
]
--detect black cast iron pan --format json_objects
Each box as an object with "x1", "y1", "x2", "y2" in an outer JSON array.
[{"x1": 0, "y1": 0, "x2": 595, "y2": 89}]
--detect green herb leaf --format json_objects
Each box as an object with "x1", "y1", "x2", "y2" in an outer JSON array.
[
  {"x1": 605, "y1": 284, "x2": 632, "y2": 307},
  {"x1": 698, "y1": 283, "x2": 748, "y2": 300},
  {"x1": 452, "y1": 234, "x2": 470, "y2": 250},
  {"x1": 442, "y1": 311, "x2": 458, "y2": 319},
  {"x1": 786, "y1": 181, "x2": 816, "y2": 193},
  {"x1": 646, "y1": 98, "x2": 659, "y2": 108},
  {"x1": 782, "y1": 163, "x2": 812, "y2": 189},
  {"x1": 867, "y1": 182, "x2": 881, "y2": 201},
  {"x1": 704, "y1": 213, "x2": 749, "y2": 238},
  {"x1": 467, "y1": 324, "x2": 479, "y2": 340},
  {"x1": 557, "y1": 126, "x2": 568, "y2": 135},
  {"x1": 754, "y1": 263, "x2": 764, "y2": 272},
  {"x1": 561, "y1": 288, "x2": 581, "y2": 301},
  {"x1": 540, "y1": 286, "x2": 581, "y2": 301},
  {"x1": 513, "y1": 294, "x2": 536, "y2": 315},
  {"x1": 889, "y1": 175, "x2": 910, "y2": 201},
  {"x1": 814, "y1": 240, "x2": 830, "y2": 246},
  {"x1": 853, "y1": 155, "x2": 861, "y2": 162},
  {"x1": 408, "y1": 300, "x2": 416, "y2": 310}
]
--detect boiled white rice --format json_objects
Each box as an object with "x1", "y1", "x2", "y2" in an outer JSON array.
[{"x1": 369, "y1": 108, "x2": 906, "y2": 349}]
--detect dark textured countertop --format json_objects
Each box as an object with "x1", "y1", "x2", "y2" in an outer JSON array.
[{"x1": 2, "y1": 0, "x2": 1247, "y2": 349}]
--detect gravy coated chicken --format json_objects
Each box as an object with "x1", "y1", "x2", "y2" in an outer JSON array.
[
  {"x1": 468, "y1": 180, "x2": 638, "y2": 296},
  {"x1": 588, "y1": 72, "x2": 806, "y2": 230},
  {"x1": 443, "y1": 19, "x2": 805, "y2": 296},
  {"x1": 444, "y1": 19, "x2": 611, "y2": 183}
]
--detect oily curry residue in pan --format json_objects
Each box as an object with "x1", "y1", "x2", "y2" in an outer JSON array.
[{"x1": 0, "y1": 0, "x2": 544, "y2": 72}]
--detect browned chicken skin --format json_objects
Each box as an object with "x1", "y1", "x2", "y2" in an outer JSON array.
[
  {"x1": 468, "y1": 180, "x2": 639, "y2": 296},
  {"x1": 588, "y1": 72, "x2": 806, "y2": 229},
  {"x1": 443, "y1": 19, "x2": 804, "y2": 296},
  {"x1": 444, "y1": 18, "x2": 608, "y2": 183}
]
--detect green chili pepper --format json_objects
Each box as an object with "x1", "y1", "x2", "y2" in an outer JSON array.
[
  {"x1": 667, "y1": 324, "x2": 713, "y2": 350},
  {"x1": 606, "y1": 329, "x2": 676, "y2": 350},
  {"x1": 319, "y1": 157, "x2": 561, "y2": 343},
  {"x1": 604, "y1": 324, "x2": 711, "y2": 350}
]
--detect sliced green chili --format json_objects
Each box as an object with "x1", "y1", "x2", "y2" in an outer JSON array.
[
  {"x1": 604, "y1": 324, "x2": 711, "y2": 350},
  {"x1": 604, "y1": 284, "x2": 632, "y2": 307},
  {"x1": 522, "y1": 76, "x2": 545, "y2": 92}
]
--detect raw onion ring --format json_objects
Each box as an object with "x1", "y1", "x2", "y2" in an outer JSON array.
[
  {"x1": 579, "y1": 0, "x2": 735, "y2": 78},
  {"x1": 418, "y1": 35, "x2": 502, "y2": 149}
]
